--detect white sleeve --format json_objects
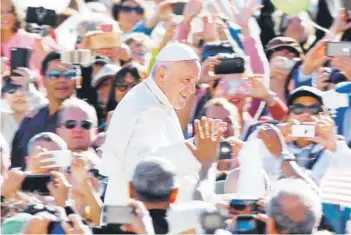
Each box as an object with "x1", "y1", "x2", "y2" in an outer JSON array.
[{"x1": 124, "y1": 109, "x2": 201, "y2": 177}]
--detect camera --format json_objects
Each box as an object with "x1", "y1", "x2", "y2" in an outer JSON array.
[
  {"x1": 219, "y1": 141, "x2": 232, "y2": 160},
  {"x1": 200, "y1": 211, "x2": 227, "y2": 234},
  {"x1": 291, "y1": 124, "x2": 316, "y2": 138},
  {"x1": 25, "y1": 7, "x2": 57, "y2": 26},
  {"x1": 236, "y1": 215, "x2": 266, "y2": 234},
  {"x1": 61, "y1": 50, "x2": 92, "y2": 66},
  {"x1": 214, "y1": 56, "x2": 245, "y2": 75}
]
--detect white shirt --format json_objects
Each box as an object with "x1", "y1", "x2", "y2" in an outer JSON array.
[{"x1": 101, "y1": 77, "x2": 201, "y2": 205}]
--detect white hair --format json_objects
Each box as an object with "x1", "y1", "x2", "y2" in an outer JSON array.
[
  {"x1": 59, "y1": 98, "x2": 98, "y2": 128},
  {"x1": 131, "y1": 158, "x2": 177, "y2": 202},
  {"x1": 267, "y1": 178, "x2": 322, "y2": 234},
  {"x1": 27, "y1": 132, "x2": 68, "y2": 155}
]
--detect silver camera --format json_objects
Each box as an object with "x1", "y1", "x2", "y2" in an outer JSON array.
[{"x1": 61, "y1": 49, "x2": 92, "y2": 66}]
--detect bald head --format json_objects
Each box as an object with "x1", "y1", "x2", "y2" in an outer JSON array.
[{"x1": 267, "y1": 179, "x2": 322, "y2": 234}]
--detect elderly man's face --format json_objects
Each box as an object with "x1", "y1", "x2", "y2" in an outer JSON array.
[
  {"x1": 56, "y1": 107, "x2": 96, "y2": 152},
  {"x1": 206, "y1": 105, "x2": 237, "y2": 138},
  {"x1": 159, "y1": 61, "x2": 200, "y2": 109}
]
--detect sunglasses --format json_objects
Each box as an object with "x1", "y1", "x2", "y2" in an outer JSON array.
[
  {"x1": 61, "y1": 120, "x2": 93, "y2": 130},
  {"x1": 115, "y1": 83, "x2": 137, "y2": 92},
  {"x1": 120, "y1": 5, "x2": 144, "y2": 14},
  {"x1": 289, "y1": 104, "x2": 323, "y2": 115},
  {"x1": 230, "y1": 200, "x2": 257, "y2": 211},
  {"x1": 2, "y1": 83, "x2": 23, "y2": 94},
  {"x1": 46, "y1": 70, "x2": 77, "y2": 80}
]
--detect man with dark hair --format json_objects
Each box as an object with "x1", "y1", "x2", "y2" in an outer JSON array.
[{"x1": 11, "y1": 52, "x2": 76, "y2": 169}]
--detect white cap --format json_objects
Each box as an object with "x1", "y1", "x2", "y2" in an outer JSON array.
[
  {"x1": 91, "y1": 64, "x2": 120, "y2": 88},
  {"x1": 156, "y1": 42, "x2": 199, "y2": 62}
]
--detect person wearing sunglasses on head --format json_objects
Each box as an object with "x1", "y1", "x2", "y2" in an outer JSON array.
[
  {"x1": 1, "y1": 71, "x2": 47, "y2": 152},
  {"x1": 113, "y1": 0, "x2": 146, "y2": 33},
  {"x1": 56, "y1": 98, "x2": 98, "y2": 154},
  {"x1": 10, "y1": 52, "x2": 77, "y2": 170}
]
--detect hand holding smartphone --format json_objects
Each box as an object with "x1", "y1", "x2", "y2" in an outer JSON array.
[
  {"x1": 291, "y1": 124, "x2": 316, "y2": 138},
  {"x1": 21, "y1": 174, "x2": 52, "y2": 195},
  {"x1": 10, "y1": 48, "x2": 32, "y2": 76},
  {"x1": 326, "y1": 42, "x2": 351, "y2": 57},
  {"x1": 102, "y1": 205, "x2": 136, "y2": 225},
  {"x1": 39, "y1": 150, "x2": 72, "y2": 168}
]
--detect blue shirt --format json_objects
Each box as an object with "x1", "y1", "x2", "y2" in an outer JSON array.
[{"x1": 10, "y1": 106, "x2": 59, "y2": 169}]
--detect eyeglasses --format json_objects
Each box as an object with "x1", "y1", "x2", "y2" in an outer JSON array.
[
  {"x1": 46, "y1": 70, "x2": 77, "y2": 80},
  {"x1": 61, "y1": 120, "x2": 93, "y2": 130},
  {"x1": 289, "y1": 104, "x2": 323, "y2": 115},
  {"x1": 115, "y1": 83, "x2": 137, "y2": 92},
  {"x1": 120, "y1": 5, "x2": 144, "y2": 14}
]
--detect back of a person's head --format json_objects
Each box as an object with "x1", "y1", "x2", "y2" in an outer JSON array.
[
  {"x1": 131, "y1": 158, "x2": 177, "y2": 203},
  {"x1": 267, "y1": 178, "x2": 322, "y2": 234}
]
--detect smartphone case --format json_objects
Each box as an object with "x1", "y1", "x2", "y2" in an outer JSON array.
[
  {"x1": 10, "y1": 48, "x2": 32, "y2": 76},
  {"x1": 26, "y1": 7, "x2": 57, "y2": 26}
]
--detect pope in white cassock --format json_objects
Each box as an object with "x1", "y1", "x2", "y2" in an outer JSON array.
[{"x1": 100, "y1": 42, "x2": 225, "y2": 205}]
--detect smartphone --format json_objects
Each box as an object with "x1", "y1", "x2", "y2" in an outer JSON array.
[
  {"x1": 47, "y1": 221, "x2": 73, "y2": 234},
  {"x1": 61, "y1": 50, "x2": 92, "y2": 65},
  {"x1": 214, "y1": 57, "x2": 245, "y2": 75},
  {"x1": 21, "y1": 174, "x2": 52, "y2": 195},
  {"x1": 230, "y1": 199, "x2": 258, "y2": 212},
  {"x1": 343, "y1": 0, "x2": 351, "y2": 11},
  {"x1": 39, "y1": 150, "x2": 72, "y2": 168},
  {"x1": 172, "y1": 2, "x2": 186, "y2": 15},
  {"x1": 102, "y1": 206, "x2": 135, "y2": 225},
  {"x1": 25, "y1": 7, "x2": 57, "y2": 26},
  {"x1": 200, "y1": 211, "x2": 226, "y2": 233},
  {"x1": 326, "y1": 42, "x2": 351, "y2": 57},
  {"x1": 10, "y1": 48, "x2": 32, "y2": 76},
  {"x1": 219, "y1": 141, "x2": 232, "y2": 160},
  {"x1": 291, "y1": 125, "x2": 316, "y2": 138},
  {"x1": 322, "y1": 90, "x2": 349, "y2": 109},
  {"x1": 225, "y1": 79, "x2": 252, "y2": 96},
  {"x1": 236, "y1": 215, "x2": 266, "y2": 234}
]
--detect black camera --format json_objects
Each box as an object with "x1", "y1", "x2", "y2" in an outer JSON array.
[
  {"x1": 219, "y1": 141, "x2": 232, "y2": 160},
  {"x1": 214, "y1": 56, "x2": 245, "y2": 75},
  {"x1": 25, "y1": 7, "x2": 57, "y2": 26},
  {"x1": 236, "y1": 215, "x2": 266, "y2": 234}
]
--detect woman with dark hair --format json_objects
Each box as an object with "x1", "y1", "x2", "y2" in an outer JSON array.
[
  {"x1": 1, "y1": 0, "x2": 49, "y2": 73},
  {"x1": 112, "y1": 0, "x2": 146, "y2": 33},
  {"x1": 106, "y1": 63, "x2": 144, "y2": 112}
]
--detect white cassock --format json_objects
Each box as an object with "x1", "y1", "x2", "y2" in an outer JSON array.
[{"x1": 100, "y1": 77, "x2": 201, "y2": 205}]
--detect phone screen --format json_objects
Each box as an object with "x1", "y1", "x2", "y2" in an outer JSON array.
[
  {"x1": 10, "y1": 48, "x2": 32, "y2": 76},
  {"x1": 172, "y1": 2, "x2": 186, "y2": 15},
  {"x1": 102, "y1": 206, "x2": 135, "y2": 225},
  {"x1": 326, "y1": 42, "x2": 351, "y2": 57},
  {"x1": 236, "y1": 218, "x2": 257, "y2": 232},
  {"x1": 21, "y1": 174, "x2": 52, "y2": 195},
  {"x1": 219, "y1": 142, "x2": 232, "y2": 160},
  {"x1": 226, "y1": 79, "x2": 251, "y2": 95}
]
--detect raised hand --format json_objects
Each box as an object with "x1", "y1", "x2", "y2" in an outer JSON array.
[
  {"x1": 61, "y1": 214, "x2": 93, "y2": 235},
  {"x1": 304, "y1": 115, "x2": 337, "y2": 152},
  {"x1": 26, "y1": 146, "x2": 56, "y2": 174},
  {"x1": 331, "y1": 56, "x2": 351, "y2": 81},
  {"x1": 47, "y1": 171, "x2": 71, "y2": 207},
  {"x1": 1, "y1": 169, "x2": 27, "y2": 199},
  {"x1": 198, "y1": 56, "x2": 221, "y2": 84},
  {"x1": 329, "y1": 8, "x2": 351, "y2": 35},
  {"x1": 302, "y1": 40, "x2": 330, "y2": 75},
  {"x1": 11, "y1": 67, "x2": 35, "y2": 91},
  {"x1": 231, "y1": 0, "x2": 262, "y2": 35},
  {"x1": 186, "y1": 117, "x2": 226, "y2": 164},
  {"x1": 183, "y1": 0, "x2": 203, "y2": 25}
]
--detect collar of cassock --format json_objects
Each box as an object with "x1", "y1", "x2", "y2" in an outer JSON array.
[{"x1": 144, "y1": 77, "x2": 173, "y2": 111}]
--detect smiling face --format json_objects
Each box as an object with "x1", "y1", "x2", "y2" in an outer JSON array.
[
  {"x1": 1, "y1": 0, "x2": 16, "y2": 30},
  {"x1": 118, "y1": 0, "x2": 144, "y2": 32},
  {"x1": 4, "y1": 88, "x2": 29, "y2": 113},
  {"x1": 44, "y1": 60, "x2": 75, "y2": 102},
  {"x1": 155, "y1": 60, "x2": 200, "y2": 109}
]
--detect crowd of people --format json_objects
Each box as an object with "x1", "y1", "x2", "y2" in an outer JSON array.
[{"x1": 1, "y1": 0, "x2": 351, "y2": 234}]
